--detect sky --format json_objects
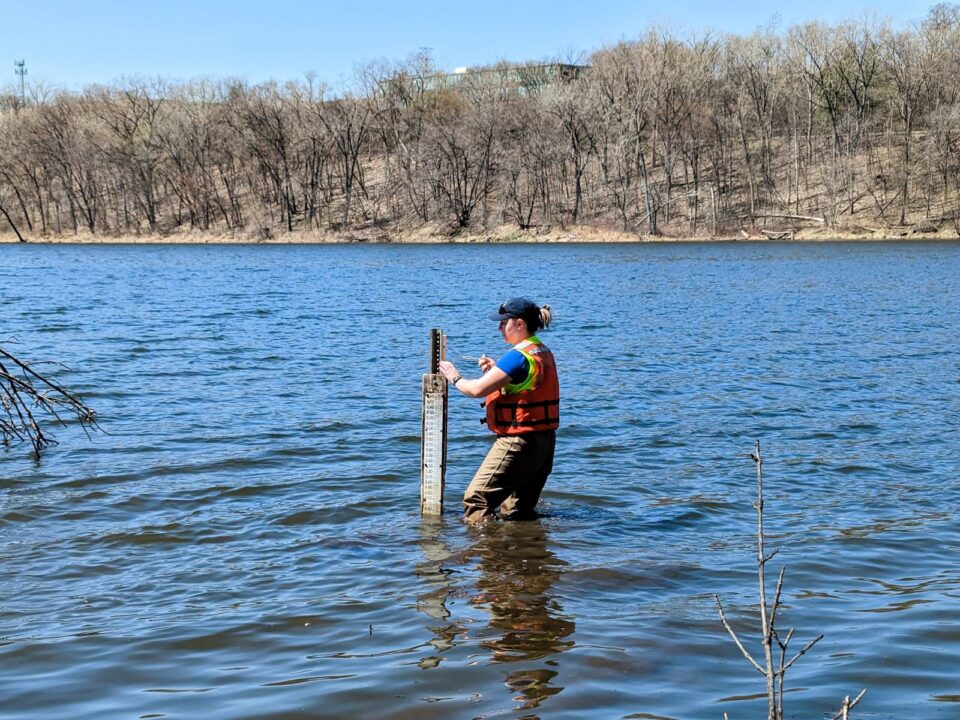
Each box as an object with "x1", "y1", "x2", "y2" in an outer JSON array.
[{"x1": 0, "y1": 0, "x2": 939, "y2": 92}]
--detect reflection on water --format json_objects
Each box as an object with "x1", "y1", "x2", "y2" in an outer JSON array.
[
  {"x1": 416, "y1": 518, "x2": 466, "y2": 669},
  {"x1": 470, "y1": 521, "x2": 574, "y2": 713},
  {"x1": 417, "y1": 519, "x2": 574, "y2": 714}
]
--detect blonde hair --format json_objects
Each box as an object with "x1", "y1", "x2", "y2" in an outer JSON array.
[{"x1": 538, "y1": 304, "x2": 552, "y2": 330}]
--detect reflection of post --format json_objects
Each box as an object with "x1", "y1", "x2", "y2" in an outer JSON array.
[
  {"x1": 416, "y1": 518, "x2": 454, "y2": 621},
  {"x1": 470, "y1": 522, "x2": 575, "y2": 712},
  {"x1": 415, "y1": 517, "x2": 466, "y2": 670},
  {"x1": 421, "y1": 329, "x2": 447, "y2": 514}
]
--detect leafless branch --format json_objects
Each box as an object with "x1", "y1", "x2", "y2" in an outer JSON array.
[
  {"x1": 715, "y1": 594, "x2": 765, "y2": 674},
  {"x1": 831, "y1": 689, "x2": 867, "y2": 720},
  {"x1": 783, "y1": 633, "x2": 824, "y2": 672},
  {"x1": 769, "y1": 565, "x2": 786, "y2": 629},
  {"x1": 0, "y1": 347, "x2": 99, "y2": 459},
  {"x1": 718, "y1": 441, "x2": 865, "y2": 720}
]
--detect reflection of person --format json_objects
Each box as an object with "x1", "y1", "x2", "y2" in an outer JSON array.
[
  {"x1": 439, "y1": 298, "x2": 560, "y2": 524},
  {"x1": 413, "y1": 520, "x2": 575, "y2": 711},
  {"x1": 469, "y1": 521, "x2": 574, "y2": 711}
]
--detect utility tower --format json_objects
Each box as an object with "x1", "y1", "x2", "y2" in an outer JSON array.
[{"x1": 14, "y1": 60, "x2": 27, "y2": 107}]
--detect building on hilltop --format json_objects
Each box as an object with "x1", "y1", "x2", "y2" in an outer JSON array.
[
  {"x1": 376, "y1": 62, "x2": 588, "y2": 100},
  {"x1": 424, "y1": 63, "x2": 587, "y2": 94}
]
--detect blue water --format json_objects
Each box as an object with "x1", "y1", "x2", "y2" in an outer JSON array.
[{"x1": 1, "y1": 241, "x2": 959, "y2": 719}]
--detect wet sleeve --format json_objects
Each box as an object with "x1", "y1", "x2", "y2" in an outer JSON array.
[{"x1": 495, "y1": 349, "x2": 530, "y2": 384}]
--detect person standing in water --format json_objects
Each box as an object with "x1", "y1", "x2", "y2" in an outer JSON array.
[{"x1": 439, "y1": 298, "x2": 559, "y2": 523}]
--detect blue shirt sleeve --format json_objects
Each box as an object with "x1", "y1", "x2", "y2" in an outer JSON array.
[{"x1": 495, "y1": 349, "x2": 530, "y2": 384}]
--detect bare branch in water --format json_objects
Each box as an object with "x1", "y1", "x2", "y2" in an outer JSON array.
[
  {"x1": 0, "y1": 346, "x2": 99, "y2": 459},
  {"x1": 716, "y1": 441, "x2": 866, "y2": 720},
  {"x1": 715, "y1": 594, "x2": 765, "y2": 674},
  {"x1": 832, "y1": 689, "x2": 867, "y2": 720}
]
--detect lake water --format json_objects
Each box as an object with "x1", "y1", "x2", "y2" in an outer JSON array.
[{"x1": 1, "y1": 241, "x2": 959, "y2": 720}]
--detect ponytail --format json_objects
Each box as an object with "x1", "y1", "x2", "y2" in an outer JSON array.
[
  {"x1": 525, "y1": 303, "x2": 551, "y2": 332},
  {"x1": 539, "y1": 304, "x2": 552, "y2": 330}
]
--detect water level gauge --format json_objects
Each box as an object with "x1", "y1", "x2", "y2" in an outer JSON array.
[{"x1": 420, "y1": 328, "x2": 447, "y2": 514}]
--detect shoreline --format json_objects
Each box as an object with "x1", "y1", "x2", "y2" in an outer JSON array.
[{"x1": 2, "y1": 224, "x2": 958, "y2": 245}]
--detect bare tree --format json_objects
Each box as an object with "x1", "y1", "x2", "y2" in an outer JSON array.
[
  {"x1": 548, "y1": 82, "x2": 595, "y2": 224},
  {"x1": 364, "y1": 52, "x2": 438, "y2": 225},
  {"x1": 1, "y1": 14, "x2": 959, "y2": 240},
  {"x1": 157, "y1": 81, "x2": 235, "y2": 231},
  {"x1": 727, "y1": 31, "x2": 788, "y2": 216},
  {"x1": 424, "y1": 79, "x2": 501, "y2": 230},
  {"x1": 0, "y1": 196, "x2": 28, "y2": 241},
  {"x1": 316, "y1": 91, "x2": 372, "y2": 229},
  {"x1": 501, "y1": 94, "x2": 560, "y2": 228},
  {"x1": 882, "y1": 29, "x2": 935, "y2": 225},
  {"x1": 589, "y1": 41, "x2": 654, "y2": 233},
  {"x1": 89, "y1": 79, "x2": 168, "y2": 233}
]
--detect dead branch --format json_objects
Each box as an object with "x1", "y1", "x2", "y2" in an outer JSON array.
[
  {"x1": 752, "y1": 441, "x2": 778, "y2": 718},
  {"x1": 769, "y1": 565, "x2": 786, "y2": 630},
  {"x1": 715, "y1": 594, "x2": 765, "y2": 674},
  {"x1": 760, "y1": 229, "x2": 794, "y2": 240},
  {"x1": 867, "y1": 186, "x2": 901, "y2": 220},
  {"x1": 753, "y1": 213, "x2": 826, "y2": 224},
  {"x1": 717, "y1": 441, "x2": 865, "y2": 720},
  {"x1": 0, "y1": 346, "x2": 99, "y2": 459},
  {"x1": 636, "y1": 190, "x2": 699, "y2": 226},
  {"x1": 783, "y1": 633, "x2": 823, "y2": 672},
  {"x1": 832, "y1": 689, "x2": 867, "y2": 720}
]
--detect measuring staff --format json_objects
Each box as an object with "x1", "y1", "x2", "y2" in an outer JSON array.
[{"x1": 439, "y1": 298, "x2": 559, "y2": 523}]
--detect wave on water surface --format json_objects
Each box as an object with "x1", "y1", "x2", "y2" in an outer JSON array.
[{"x1": 1, "y1": 241, "x2": 959, "y2": 720}]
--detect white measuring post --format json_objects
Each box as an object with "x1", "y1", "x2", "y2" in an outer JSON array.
[{"x1": 420, "y1": 328, "x2": 448, "y2": 515}]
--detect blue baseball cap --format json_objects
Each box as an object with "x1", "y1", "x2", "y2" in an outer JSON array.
[{"x1": 489, "y1": 297, "x2": 539, "y2": 321}]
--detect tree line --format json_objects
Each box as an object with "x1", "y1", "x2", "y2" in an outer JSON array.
[{"x1": 2, "y1": 6, "x2": 960, "y2": 239}]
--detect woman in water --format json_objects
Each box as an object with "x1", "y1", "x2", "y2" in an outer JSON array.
[{"x1": 439, "y1": 298, "x2": 559, "y2": 523}]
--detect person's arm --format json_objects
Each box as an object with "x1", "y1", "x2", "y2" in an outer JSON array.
[{"x1": 439, "y1": 358, "x2": 511, "y2": 398}]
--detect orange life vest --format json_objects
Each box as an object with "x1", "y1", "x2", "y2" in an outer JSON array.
[{"x1": 484, "y1": 338, "x2": 560, "y2": 435}]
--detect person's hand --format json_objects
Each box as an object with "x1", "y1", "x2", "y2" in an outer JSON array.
[
  {"x1": 478, "y1": 354, "x2": 495, "y2": 373},
  {"x1": 438, "y1": 360, "x2": 459, "y2": 382}
]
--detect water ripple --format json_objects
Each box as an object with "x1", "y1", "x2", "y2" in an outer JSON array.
[{"x1": 1, "y1": 242, "x2": 959, "y2": 720}]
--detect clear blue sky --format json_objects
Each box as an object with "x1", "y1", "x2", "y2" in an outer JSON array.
[{"x1": 0, "y1": 0, "x2": 937, "y2": 91}]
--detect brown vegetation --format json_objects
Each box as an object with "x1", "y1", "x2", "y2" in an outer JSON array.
[{"x1": 2, "y1": 7, "x2": 960, "y2": 242}]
